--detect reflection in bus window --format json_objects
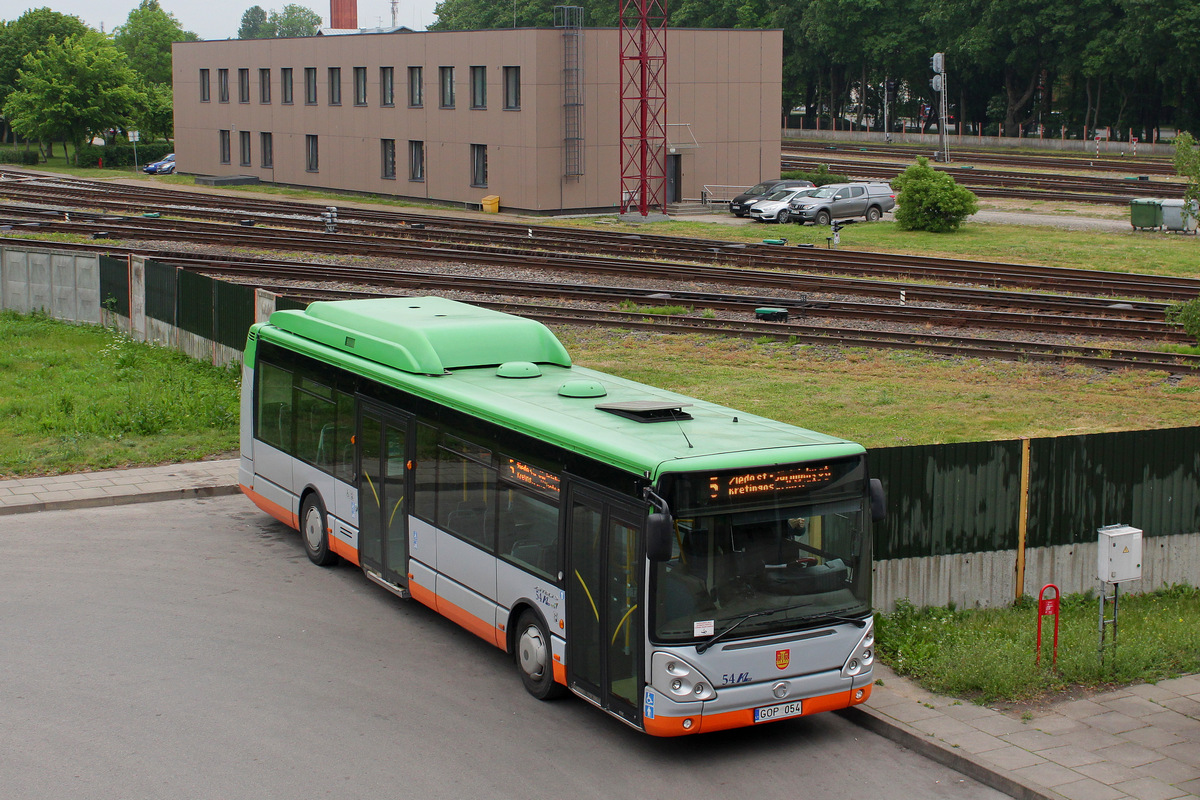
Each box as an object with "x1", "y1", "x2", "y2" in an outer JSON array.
[{"x1": 497, "y1": 485, "x2": 558, "y2": 579}]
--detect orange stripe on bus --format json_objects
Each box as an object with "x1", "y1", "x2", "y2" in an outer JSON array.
[
  {"x1": 407, "y1": 577, "x2": 505, "y2": 649},
  {"x1": 327, "y1": 535, "x2": 359, "y2": 566},
  {"x1": 240, "y1": 485, "x2": 298, "y2": 529},
  {"x1": 641, "y1": 687, "x2": 866, "y2": 737}
]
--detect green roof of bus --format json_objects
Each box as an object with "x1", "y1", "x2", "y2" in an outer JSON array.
[{"x1": 253, "y1": 297, "x2": 864, "y2": 479}]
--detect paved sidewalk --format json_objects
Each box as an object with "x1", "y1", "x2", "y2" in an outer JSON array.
[
  {"x1": 2, "y1": 460, "x2": 1196, "y2": 799},
  {"x1": 847, "y1": 663, "x2": 1200, "y2": 800},
  {"x1": 0, "y1": 458, "x2": 240, "y2": 515}
]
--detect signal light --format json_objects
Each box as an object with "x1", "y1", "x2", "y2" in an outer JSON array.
[{"x1": 930, "y1": 52, "x2": 944, "y2": 74}]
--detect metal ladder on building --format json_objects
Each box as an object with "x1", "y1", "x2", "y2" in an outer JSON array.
[{"x1": 555, "y1": 6, "x2": 585, "y2": 178}]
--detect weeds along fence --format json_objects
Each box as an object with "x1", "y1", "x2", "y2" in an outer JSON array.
[{"x1": 2, "y1": 244, "x2": 1197, "y2": 610}]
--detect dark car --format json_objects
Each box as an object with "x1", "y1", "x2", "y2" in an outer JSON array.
[
  {"x1": 143, "y1": 153, "x2": 176, "y2": 174},
  {"x1": 729, "y1": 179, "x2": 814, "y2": 217}
]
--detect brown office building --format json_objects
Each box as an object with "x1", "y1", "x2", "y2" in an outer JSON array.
[{"x1": 172, "y1": 28, "x2": 782, "y2": 214}]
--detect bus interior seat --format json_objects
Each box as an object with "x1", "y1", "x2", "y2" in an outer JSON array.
[
  {"x1": 447, "y1": 501, "x2": 489, "y2": 541},
  {"x1": 315, "y1": 423, "x2": 336, "y2": 467}
]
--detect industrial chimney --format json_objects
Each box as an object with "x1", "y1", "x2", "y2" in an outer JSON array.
[{"x1": 330, "y1": 0, "x2": 357, "y2": 29}]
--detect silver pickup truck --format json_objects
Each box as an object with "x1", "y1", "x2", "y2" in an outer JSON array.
[{"x1": 788, "y1": 182, "x2": 896, "y2": 225}]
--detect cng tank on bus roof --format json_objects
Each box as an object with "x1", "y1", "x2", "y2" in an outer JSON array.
[{"x1": 266, "y1": 296, "x2": 572, "y2": 375}]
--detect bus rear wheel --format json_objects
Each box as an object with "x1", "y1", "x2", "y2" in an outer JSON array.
[
  {"x1": 301, "y1": 494, "x2": 338, "y2": 566},
  {"x1": 516, "y1": 610, "x2": 566, "y2": 700}
]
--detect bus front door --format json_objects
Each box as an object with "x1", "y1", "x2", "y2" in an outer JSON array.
[
  {"x1": 358, "y1": 405, "x2": 411, "y2": 587},
  {"x1": 566, "y1": 485, "x2": 644, "y2": 727}
]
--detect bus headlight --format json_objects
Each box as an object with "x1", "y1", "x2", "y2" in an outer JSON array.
[
  {"x1": 653, "y1": 653, "x2": 717, "y2": 701},
  {"x1": 841, "y1": 617, "x2": 875, "y2": 679}
]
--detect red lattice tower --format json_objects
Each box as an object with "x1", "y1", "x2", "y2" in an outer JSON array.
[{"x1": 619, "y1": 0, "x2": 667, "y2": 215}]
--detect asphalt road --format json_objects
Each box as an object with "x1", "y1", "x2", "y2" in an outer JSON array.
[{"x1": 0, "y1": 497, "x2": 1010, "y2": 800}]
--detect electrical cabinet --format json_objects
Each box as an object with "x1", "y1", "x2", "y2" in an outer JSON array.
[{"x1": 1097, "y1": 525, "x2": 1143, "y2": 583}]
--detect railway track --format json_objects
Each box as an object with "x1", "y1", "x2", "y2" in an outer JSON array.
[{"x1": 3, "y1": 175, "x2": 1198, "y2": 302}]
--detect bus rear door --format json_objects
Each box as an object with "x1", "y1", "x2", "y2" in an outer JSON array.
[
  {"x1": 358, "y1": 403, "x2": 412, "y2": 587},
  {"x1": 566, "y1": 483, "x2": 644, "y2": 727}
]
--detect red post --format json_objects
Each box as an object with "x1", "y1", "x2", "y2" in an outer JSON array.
[{"x1": 1036, "y1": 584, "x2": 1061, "y2": 666}]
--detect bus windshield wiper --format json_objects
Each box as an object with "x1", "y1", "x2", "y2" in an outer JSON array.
[
  {"x1": 696, "y1": 603, "x2": 812, "y2": 654},
  {"x1": 799, "y1": 611, "x2": 870, "y2": 629}
]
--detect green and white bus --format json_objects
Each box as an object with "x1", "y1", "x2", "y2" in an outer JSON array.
[{"x1": 240, "y1": 297, "x2": 883, "y2": 735}]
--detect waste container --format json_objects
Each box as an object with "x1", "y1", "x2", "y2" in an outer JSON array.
[
  {"x1": 1130, "y1": 198, "x2": 1163, "y2": 230},
  {"x1": 482, "y1": 195, "x2": 500, "y2": 213},
  {"x1": 1161, "y1": 199, "x2": 1198, "y2": 234}
]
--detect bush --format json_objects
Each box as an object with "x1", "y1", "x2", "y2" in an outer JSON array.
[
  {"x1": 783, "y1": 163, "x2": 850, "y2": 187},
  {"x1": 0, "y1": 148, "x2": 41, "y2": 166},
  {"x1": 1166, "y1": 296, "x2": 1200, "y2": 344},
  {"x1": 76, "y1": 142, "x2": 174, "y2": 169},
  {"x1": 891, "y1": 157, "x2": 979, "y2": 232}
]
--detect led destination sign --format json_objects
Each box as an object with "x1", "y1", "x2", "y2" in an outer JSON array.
[
  {"x1": 708, "y1": 464, "x2": 835, "y2": 500},
  {"x1": 504, "y1": 458, "x2": 561, "y2": 495}
]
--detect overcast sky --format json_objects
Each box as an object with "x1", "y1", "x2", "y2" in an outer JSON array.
[{"x1": 10, "y1": 0, "x2": 440, "y2": 40}]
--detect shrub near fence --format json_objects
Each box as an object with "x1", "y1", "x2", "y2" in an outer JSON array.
[{"x1": 0, "y1": 148, "x2": 40, "y2": 166}]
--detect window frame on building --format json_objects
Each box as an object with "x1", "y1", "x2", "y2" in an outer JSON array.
[
  {"x1": 408, "y1": 66, "x2": 423, "y2": 108},
  {"x1": 381, "y1": 138, "x2": 396, "y2": 180},
  {"x1": 328, "y1": 67, "x2": 342, "y2": 105},
  {"x1": 470, "y1": 143, "x2": 487, "y2": 187},
  {"x1": 199, "y1": 68, "x2": 210, "y2": 102},
  {"x1": 219, "y1": 129, "x2": 231, "y2": 164},
  {"x1": 238, "y1": 68, "x2": 250, "y2": 103},
  {"x1": 503, "y1": 66, "x2": 520, "y2": 110},
  {"x1": 304, "y1": 67, "x2": 318, "y2": 105},
  {"x1": 306, "y1": 134, "x2": 319, "y2": 172},
  {"x1": 470, "y1": 66, "x2": 486, "y2": 110},
  {"x1": 218, "y1": 68, "x2": 230, "y2": 103},
  {"x1": 380, "y1": 66, "x2": 395, "y2": 107},
  {"x1": 409, "y1": 140, "x2": 425, "y2": 181},
  {"x1": 281, "y1": 67, "x2": 294, "y2": 104},
  {"x1": 354, "y1": 66, "x2": 368, "y2": 106},
  {"x1": 260, "y1": 132, "x2": 274, "y2": 168},
  {"x1": 439, "y1": 66, "x2": 455, "y2": 109},
  {"x1": 239, "y1": 130, "x2": 252, "y2": 166},
  {"x1": 259, "y1": 68, "x2": 271, "y2": 103}
]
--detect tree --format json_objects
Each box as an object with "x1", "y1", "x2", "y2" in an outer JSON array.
[
  {"x1": 113, "y1": 0, "x2": 199, "y2": 87},
  {"x1": 4, "y1": 32, "x2": 146, "y2": 164},
  {"x1": 891, "y1": 157, "x2": 979, "y2": 232},
  {"x1": 238, "y1": 5, "x2": 274, "y2": 38},
  {"x1": 0, "y1": 8, "x2": 90, "y2": 143},
  {"x1": 269, "y1": 4, "x2": 323, "y2": 37},
  {"x1": 1173, "y1": 131, "x2": 1200, "y2": 209},
  {"x1": 138, "y1": 82, "x2": 175, "y2": 141},
  {"x1": 1165, "y1": 297, "x2": 1200, "y2": 345}
]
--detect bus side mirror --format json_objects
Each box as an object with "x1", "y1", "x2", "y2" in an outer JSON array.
[
  {"x1": 646, "y1": 513, "x2": 673, "y2": 561},
  {"x1": 870, "y1": 478, "x2": 886, "y2": 523}
]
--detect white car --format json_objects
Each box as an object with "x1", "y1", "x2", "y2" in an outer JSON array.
[{"x1": 749, "y1": 187, "x2": 809, "y2": 223}]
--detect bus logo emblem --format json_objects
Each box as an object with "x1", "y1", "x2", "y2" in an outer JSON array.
[{"x1": 776, "y1": 650, "x2": 790, "y2": 670}]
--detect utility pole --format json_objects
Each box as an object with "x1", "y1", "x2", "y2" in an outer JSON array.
[{"x1": 930, "y1": 53, "x2": 949, "y2": 162}]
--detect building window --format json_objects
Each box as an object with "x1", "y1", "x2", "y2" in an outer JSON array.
[
  {"x1": 381, "y1": 139, "x2": 396, "y2": 179},
  {"x1": 199, "y1": 68, "x2": 210, "y2": 102},
  {"x1": 380, "y1": 66, "x2": 394, "y2": 106},
  {"x1": 219, "y1": 130, "x2": 231, "y2": 164},
  {"x1": 238, "y1": 68, "x2": 250, "y2": 103},
  {"x1": 281, "y1": 68, "x2": 293, "y2": 104},
  {"x1": 259, "y1": 68, "x2": 271, "y2": 103},
  {"x1": 439, "y1": 66, "x2": 454, "y2": 108},
  {"x1": 470, "y1": 66, "x2": 486, "y2": 109},
  {"x1": 354, "y1": 66, "x2": 367, "y2": 105},
  {"x1": 239, "y1": 130, "x2": 251, "y2": 166},
  {"x1": 306, "y1": 134, "x2": 319, "y2": 172},
  {"x1": 261, "y1": 132, "x2": 273, "y2": 168},
  {"x1": 408, "y1": 66, "x2": 423, "y2": 107},
  {"x1": 304, "y1": 67, "x2": 317, "y2": 104},
  {"x1": 327, "y1": 67, "x2": 341, "y2": 105},
  {"x1": 218, "y1": 68, "x2": 229, "y2": 102},
  {"x1": 409, "y1": 140, "x2": 424, "y2": 181},
  {"x1": 470, "y1": 143, "x2": 487, "y2": 187},
  {"x1": 503, "y1": 66, "x2": 520, "y2": 110}
]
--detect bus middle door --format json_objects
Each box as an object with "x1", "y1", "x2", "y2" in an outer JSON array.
[
  {"x1": 358, "y1": 403, "x2": 412, "y2": 588},
  {"x1": 566, "y1": 484, "x2": 644, "y2": 727}
]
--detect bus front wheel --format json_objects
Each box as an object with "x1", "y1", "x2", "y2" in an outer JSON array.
[
  {"x1": 516, "y1": 610, "x2": 566, "y2": 700},
  {"x1": 301, "y1": 494, "x2": 338, "y2": 566}
]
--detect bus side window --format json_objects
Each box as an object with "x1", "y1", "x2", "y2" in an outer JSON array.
[
  {"x1": 497, "y1": 487, "x2": 558, "y2": 580},
  {"x1": 256, "y1": 362, "x2": 293, "y2": 451},
  {"x1": 332, "y1": 390, "x2": 355, "y2": 483},
  {"x1": 412, "y1": 422, "x2": 438, "y2": 522},
  {"x1": 438, "y1": 447, "x2": 496, "y2": 552}
]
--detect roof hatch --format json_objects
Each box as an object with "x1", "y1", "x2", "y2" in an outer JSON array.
[{"x1": 595, "y1": 400, "x2": 694, "y2": 423}]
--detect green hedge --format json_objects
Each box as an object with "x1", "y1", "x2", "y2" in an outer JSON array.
[
  {"x1": 782, "y1": 164, "x2": 851, "y2": 186},
  {"x1": 76, "y1": 142, "x2": 174, "y2": 168},
  {"x1": 0, "y1": 148, "x2": 40, "y2": 166}
]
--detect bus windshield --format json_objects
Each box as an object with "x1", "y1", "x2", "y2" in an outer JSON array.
[{"x1": 653, "y1": 462, "x2": 870, "y2": 644}]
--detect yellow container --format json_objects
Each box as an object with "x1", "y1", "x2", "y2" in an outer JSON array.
[{"x1": 482, "y1": 195, "x2": 500, "y2": 213}]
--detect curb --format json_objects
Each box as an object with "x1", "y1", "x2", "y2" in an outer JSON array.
[
  {"x1": 839, "y1": 705, "x2": 1059, "y2": 800},
  {"x1": 0, "y1": 484, "x2": 243, "y2": 516}
]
